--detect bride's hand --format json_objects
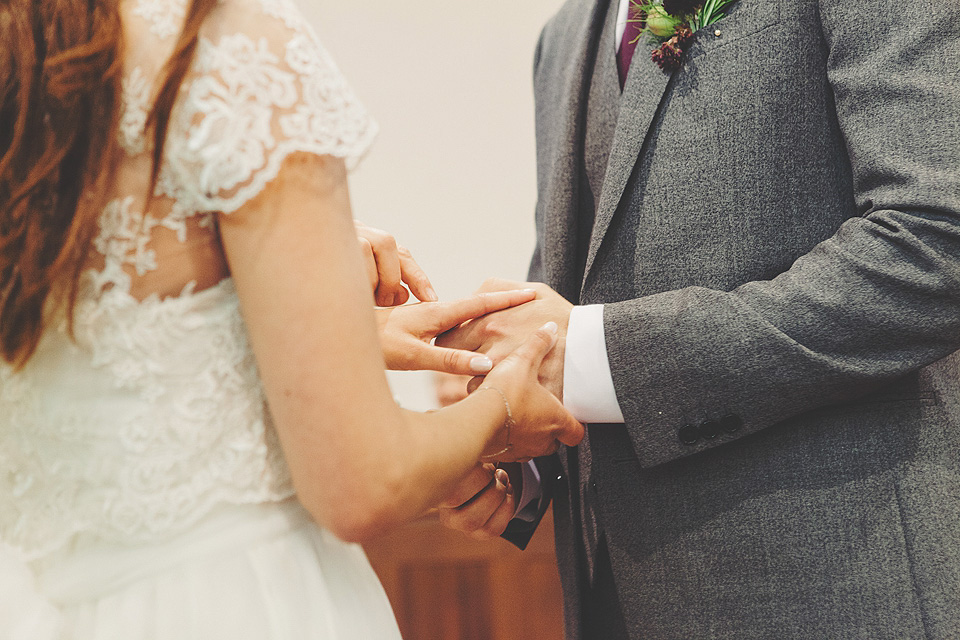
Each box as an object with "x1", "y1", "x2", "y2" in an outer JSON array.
[
  {"x1": 475, "y1": 323, "x2": 584, "y2": 462},
  {"x1": 377, "y1": 290, "x2": 536, "y2": 375},
  {"x1": 355, "y1": 221, "x2": 436, "y2": 306},
  {"x1": 437, "y1": 462, "x2": 517, "y2": 540}
]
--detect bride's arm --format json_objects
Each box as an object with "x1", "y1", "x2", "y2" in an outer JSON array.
[{"x1": 218, "y1": 153, "x2": 582, "y2": 542}]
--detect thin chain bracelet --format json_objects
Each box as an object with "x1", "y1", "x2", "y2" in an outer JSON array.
[{"x1": 477, "y1": 386, "x2": 514, "y2": 459}]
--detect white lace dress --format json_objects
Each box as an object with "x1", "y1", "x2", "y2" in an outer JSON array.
[{"x1": 0, "y1": 0, "x2": 401, "y2": 637}]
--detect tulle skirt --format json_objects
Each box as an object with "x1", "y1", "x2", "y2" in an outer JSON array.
[{"x1": 1, "y1": 499, "x2": 402, "y2": 640}]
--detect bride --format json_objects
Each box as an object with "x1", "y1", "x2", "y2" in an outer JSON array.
[{"x1": 0, "y1": 0, "x2": 583, "y2": 637}]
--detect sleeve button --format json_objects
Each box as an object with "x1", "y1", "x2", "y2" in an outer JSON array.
[
  {"x1": 720, "y1": 414, "x2": 743, "y2": 434},
  {"x1": 679, "y1": 424, "x2": 701, "y2": 445},
  {"x1": 700, "y1": 420, "x2": 722, "y2": 440}
]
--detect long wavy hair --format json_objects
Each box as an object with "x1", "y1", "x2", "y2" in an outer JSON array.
[{"x1": 0, "y1": 0, "x2": 217, "y2": 368}]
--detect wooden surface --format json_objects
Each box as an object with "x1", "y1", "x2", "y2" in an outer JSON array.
[{"x1": 364, "y1": 508, "x2": 564, "y2": 640}]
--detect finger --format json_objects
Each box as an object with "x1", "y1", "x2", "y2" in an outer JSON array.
[
  {"x1": 475, "y1": 278, "x2": 528, "y2": 295},
  {"x1": 435, "y1": 372, "x2": 471, "y2": 407},
  {"x1": 407, "y1": 343, "x2": 495, "y2": 375},
  {"x1": 433, "y1": 290, "x2": 537, "y2": 335},
  {"x1": 439, "y1": 463, "x2": 496, "y2": 508},
  {"x1": 386, "y1": 287, "x2": 410, "y2": 308},
  {"x1": 502, "y1": 321, "x2": 560, "y2": 372},
  {"x1": 556, "y1": 415, "x2": 586, "y2": 447},
  {"x1": 473, "y1": 469, "x2": 517, "y2": 539},
  {"x1": 435, "y1": 321, "x2": 483, "y2": 352},
  {"x1": 466, "y1": 376, "x2": 484, "y2": 394},
  {"x1": 398, "y1": 247, "x2": 438, "y2": 302},
  {"x1": 442, "y1": 470, "x2": 511, "y2": 534},
  {"x1": 372, "y1": 236, "x2": 403, "y2": 307},
  {"x1": 358, "y1": 238, "x2": 379, "y2": 293},
  {"x1": 439, "y1": 481, "x2": 502, "y2": 532},
  {"x1": 358, "y1": 226, "x2": 403, "y2": 306}
]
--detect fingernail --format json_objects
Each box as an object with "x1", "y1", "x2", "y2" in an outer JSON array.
[
  {"x1": 521, "y1": 288, "x2": 537, "y2": 293},
  {"x1": 425, "y1": 286, "x2": 439, "y2": 302},
  {"x1": 470, "y1": 356, "x2": 494, "y2": 373},
  {"x1": 542, "y1": 321, "x2": 559, "y2": 335},
  {"x1": 495, "y1": 469, "x2": 509, "y2": 486}
]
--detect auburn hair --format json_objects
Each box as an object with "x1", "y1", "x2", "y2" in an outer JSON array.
[{"x1": 0, "y1": 0, "x2": 217, "y2": 368}]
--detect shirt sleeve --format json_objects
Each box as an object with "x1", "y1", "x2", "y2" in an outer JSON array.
[{"x1": 563, "y1": 304, "x2": 625, "y2": 423}]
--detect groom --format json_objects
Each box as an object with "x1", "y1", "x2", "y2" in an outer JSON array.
[{"x1": 438, "y1": 0, "x2": 960, "y2": 637}]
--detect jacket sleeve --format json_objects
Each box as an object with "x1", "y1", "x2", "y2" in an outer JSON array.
[{"x1": 605, "y1": 0, "x2": 960, "y2": 468}]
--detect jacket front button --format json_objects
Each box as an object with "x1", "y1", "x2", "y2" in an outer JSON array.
[
  {"x1": 700, "y1": 420, "x2": 722, "y2": 440},
  {"x1": 679, "y1": 424, "x2": 701, "y2": 445}
]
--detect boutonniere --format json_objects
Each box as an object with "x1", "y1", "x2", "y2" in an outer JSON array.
[{"x1": 629, "y1": 0, "x2": 739, "y2": 71}]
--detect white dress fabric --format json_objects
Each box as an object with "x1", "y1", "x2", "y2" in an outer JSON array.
[{"x1": 0, "y1": 0, "x2": 400, "y2": 637}]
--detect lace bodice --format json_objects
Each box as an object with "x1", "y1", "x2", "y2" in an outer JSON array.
[{"x1": 0, "y1": 0, "x2": 376, "y2": 560}]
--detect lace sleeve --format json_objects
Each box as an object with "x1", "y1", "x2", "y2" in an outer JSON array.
[{"x1": 158, "y1": 0, "x2": 377, "y2": 215}]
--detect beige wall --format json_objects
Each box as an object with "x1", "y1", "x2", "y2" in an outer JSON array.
[{"x1": 304, "y1": 1, "x2": 565, "y2": 408}]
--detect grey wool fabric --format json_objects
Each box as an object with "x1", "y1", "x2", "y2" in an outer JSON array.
[{"x1": 504, "y1": 0, "x2": 960, "y2": 638}]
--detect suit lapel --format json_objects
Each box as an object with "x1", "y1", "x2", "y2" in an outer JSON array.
[
  {"x1": 581, "y1": 52, "x2": 675, "y2": 294},
  {"x1": 538, "y1": 0, "x2": 608, "y2": 301}
]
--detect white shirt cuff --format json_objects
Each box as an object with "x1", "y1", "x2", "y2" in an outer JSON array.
[{"x1": 563, "y1": 305, "x2": 625, "y2": 423}]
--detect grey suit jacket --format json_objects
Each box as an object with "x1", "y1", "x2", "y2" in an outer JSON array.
[{"x1": 513, "y1": 0, "x2": 960, "y2": 638}]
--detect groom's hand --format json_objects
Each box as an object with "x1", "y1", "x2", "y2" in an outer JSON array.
[
  {"x1": 377, "y1": 289, "x2": 537, "y2": 375},
  {"x1": 437, "y1": 280, "x2": 572, "y2": 399}
]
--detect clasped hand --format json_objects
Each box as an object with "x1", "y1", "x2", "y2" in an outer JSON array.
[
  {"x1": 356, "y1": 223, "x2": 559, "y2": 381},
  {"x1": 357, "y1": 227, "x2": 582, "y2": 533},
  {"x1": 438, "y1": 278, "x2": 574, "y2": 400},
  {"x1": 434, "y1": 279, "x2": 579, "y2": 538},
  {"x1": 376, "y1": 290, "x2": 583, "y2": 461}
]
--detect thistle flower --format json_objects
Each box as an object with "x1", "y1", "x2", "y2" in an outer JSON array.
[
  {"x1": 651, "y1": 25, "x2": 694, "y2": 71},
  {"x1": 674, "y1": 25, "x2": 694, "y2": 46},
  {"x1": 644, "y1": 0, "x2": 736, "y2": 71},
  {"x1": 651, "y1": 42, "x2": 683, "y2": 70}
]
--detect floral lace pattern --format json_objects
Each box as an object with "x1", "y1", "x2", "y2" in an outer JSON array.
[
  {"x1": 133, "y1": 0, "x2": 188, "y2": 39},
  {"x1": 93, "y1": 197, "x2": 157, "y2": 288},
  {"x1": 0, "y1": 0, "x2": 374, "y2": 560},
  {"x1": 160, "y1": 0, "x2": 377, "y2": 214},
  {"x1": 119, "y1": 66, "x2": 151, "y2": 155},
  {"x1": 0, "y1": 282, "x2": 294, "y2": 559}
]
